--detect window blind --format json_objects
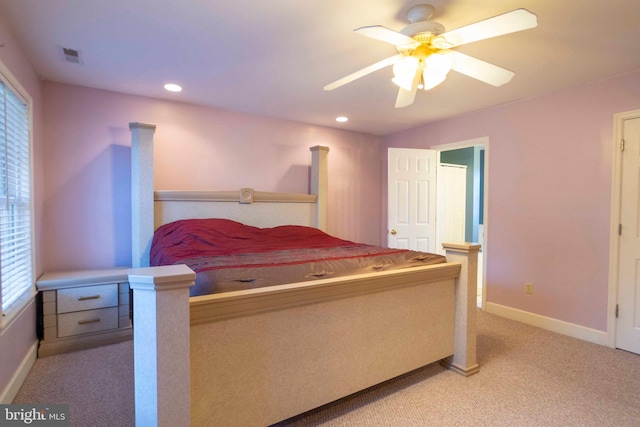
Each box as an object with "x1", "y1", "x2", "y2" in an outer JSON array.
[{"x1": 0, "y1": 79, "x2": 33, "y2": 313}]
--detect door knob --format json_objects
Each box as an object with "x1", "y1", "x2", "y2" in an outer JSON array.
[{"x1": 390, "y1": 229, "x2": 397, "y2": 235}]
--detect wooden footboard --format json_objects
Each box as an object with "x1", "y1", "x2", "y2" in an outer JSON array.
[{"x1": 128, "y1": 243, "x2": 479, "y2": 427}]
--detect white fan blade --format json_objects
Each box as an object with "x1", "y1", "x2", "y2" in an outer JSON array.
[
  {"x1": 395, "y1": 67, "x2": 422, "y2": 108},
  {"x1": 450, "y1": 51, "x2": 514, "y2": 87},
  {"x1": 432, "y1": 9, "x2": 537, "y2": 49},
  {"x1": 355, "y1": 25, "x2": 419, "y2": 49},
  {"x1": 324, "y1": 54, "x2": 401, "y2": 91}
]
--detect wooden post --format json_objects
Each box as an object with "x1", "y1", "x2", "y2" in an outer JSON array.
[
  {"x1": 128, "y1": 265, "x2": 196, "y2": 426},
  {"x1": 441, "y1": 242, "x2": 481, "y2": 376},
  {"x1": 310, "y1": 146, "x2": 329, "y2": 231},
  {"x1": 130, "y1": 122, "x2": 156, "y2": 268}
]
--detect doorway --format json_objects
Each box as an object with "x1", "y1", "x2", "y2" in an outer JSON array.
[
  {"x1": 610, "y1": 109, "x2": 640, "y2": 354},
  {"x1": 438, "y1": 144, "x2": 486, "y2": 307},
  {"x1": 388, "y1": 138, "x2": 488, "y2": 308},
  {"x1": 439, "y1": 147, "x2": 484, "y2": 244}
]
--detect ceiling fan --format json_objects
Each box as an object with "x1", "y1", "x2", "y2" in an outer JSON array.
[{"x1": 324, "y1": 4, "x2": 538, "y2": 108}]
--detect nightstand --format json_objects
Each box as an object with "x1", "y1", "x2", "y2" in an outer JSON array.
[{"x1": 36, "y1": 268, "x2": 132, "y2": 357}]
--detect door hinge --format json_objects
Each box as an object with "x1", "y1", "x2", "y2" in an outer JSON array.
[
  {"x1": 616, "y1": 304, "x2": 619, "y2": 318},
  {"x1": 621, "y1": 139, "x2": 625, "y2": 152},
  {"x1": 619, "y1": 223, "x2": 623, "y2": 235}
]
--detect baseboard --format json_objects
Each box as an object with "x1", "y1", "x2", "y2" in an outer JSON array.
[
  {"x1": 485, "y1": 302, "x2": 609, "y2": 347},
  {"x1": 0, "y1": 340, "x2": 38, "y2": 404}
]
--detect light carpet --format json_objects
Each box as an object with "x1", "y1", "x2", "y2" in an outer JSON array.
[{"x1": 13, "y1": 311, "x2": 640, "y2": 426}]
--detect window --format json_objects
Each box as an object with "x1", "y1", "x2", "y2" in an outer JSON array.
[{"x1": 0, "y1": 65, "x2": 34, "y2": 329}]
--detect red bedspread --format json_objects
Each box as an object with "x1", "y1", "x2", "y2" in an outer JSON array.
[
  {"x1": 150, "y1": 218, "x2": 446, "y2": 296},
  {"x1": 151, "y1": 218, "x2": 377, "y2": 266}
]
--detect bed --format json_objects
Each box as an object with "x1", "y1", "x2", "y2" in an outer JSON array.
[
  {"x1": 150, "y1": 218, "x2": 448, "y2": 296},
  {"x1": 127, "y1": 123, "x2": 479, "y2": 427}
]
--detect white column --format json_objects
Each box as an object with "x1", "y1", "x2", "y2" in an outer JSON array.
[
  {"x1": 310, "y1": 145, "x2": 329, "y2": 231},
  {"x1": 130, "y1": 122, "x2": 156, "y2": 268},
  {"x1": 441, "y1": 242, "x2": 481, "y2": 376},
  {"x1": 128, "y1": 265, "x2": 196, "y2": 427}
]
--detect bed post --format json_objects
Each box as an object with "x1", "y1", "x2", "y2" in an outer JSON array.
[
  {"x1": 128, "y1": 265, "x2": 196, "y2": 427},
  {"x1": 130, "y1": 122, "x2": 156, "y2": 268},
  {"x1": 441, "y1": 242, "x2": 481, "y2": 376},
  {"x1": 310, "y1": 145, "x2": 329, "y2": 231}
]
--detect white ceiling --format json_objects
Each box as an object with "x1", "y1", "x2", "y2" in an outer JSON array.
[{"x1": 2, "y1": 0, "x2": 640, "y2": 135}]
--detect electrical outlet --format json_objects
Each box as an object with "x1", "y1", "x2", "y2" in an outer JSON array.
[{"x1": 525, "y1": 282, "x2": 533, "y2": 294}]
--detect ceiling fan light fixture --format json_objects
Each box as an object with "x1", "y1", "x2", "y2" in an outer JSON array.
[
  {"x1": 392, "y1": 75, "x2": 414, "y2": 91},
  {"x1": 392, "y1": 56, "x2": 420, "y2": 90},
  {"x1": 421, "y1": 70, "x2": 447, "y2": 90},
  {"x1": 413, "y1": 50, "x2": 452, "y2": 90},
  {"x1": 426, "y1": 50, "x2": 453, "y2": 75}
]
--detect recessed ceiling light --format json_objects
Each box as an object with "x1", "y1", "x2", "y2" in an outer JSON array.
[
  {"x1": 336, "y1": 116, "x2": 348, "y2": 123},
  {"x1": 164, "y1": 83, "x2": 182, "y2": 93}
]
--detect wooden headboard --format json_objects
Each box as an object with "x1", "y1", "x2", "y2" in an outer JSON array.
[
  {"x1": 129, "y1": 122, "x2": 329, "y2": 268},
  {"x1": 154, "y1": 189, "x2": 318, "y2": 230}
]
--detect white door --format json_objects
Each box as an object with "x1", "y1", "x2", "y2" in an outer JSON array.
[
  {"x1": 387, "y1": 148, "x2": 436, "y2": 252},
  {"x1": 617, "y1": 116, "x2": 640, "y2": 354},
  {"x1": 436, "y1": 163, "x2": 467, "y2": 255}
]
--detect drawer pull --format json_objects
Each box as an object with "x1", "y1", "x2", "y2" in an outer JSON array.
[
  {"x1": 78, "y1": 318, "x2": 101, "y2": 325},
  {"x1": 77, "y1": 295, "x2": 101, "y2": 301}
]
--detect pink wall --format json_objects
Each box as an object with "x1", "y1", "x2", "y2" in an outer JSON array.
[
  {"x1": 384, "y1": 70, "x2": 640, "y2": 332},
  {"x1": 41, "y1": 71, "x2": 640, "y2": 333},
  {"x1": 42, "y1": 82, "x2": 383, "y2": 272},
  {"x1": 0, "y1": 14, "x2": 43, "y2": 399}
]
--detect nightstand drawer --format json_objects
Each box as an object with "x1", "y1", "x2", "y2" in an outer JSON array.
[
  {"x1": 57, "y1": 284, "x2": 118, "y2": 313},
  {"x1": 58, "y1": 307, "x2": 119, "y2": 337},
  {"x1": 37, "y1": 268, "x2": 132, "y2": 357}
]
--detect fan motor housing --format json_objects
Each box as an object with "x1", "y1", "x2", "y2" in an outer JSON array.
[
  {"x1": 402, "y1": 44, "x2": 441, "y2": 59},
  {"x1": 400, "y1": 20, "x2": 445, "y2": 40}
]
